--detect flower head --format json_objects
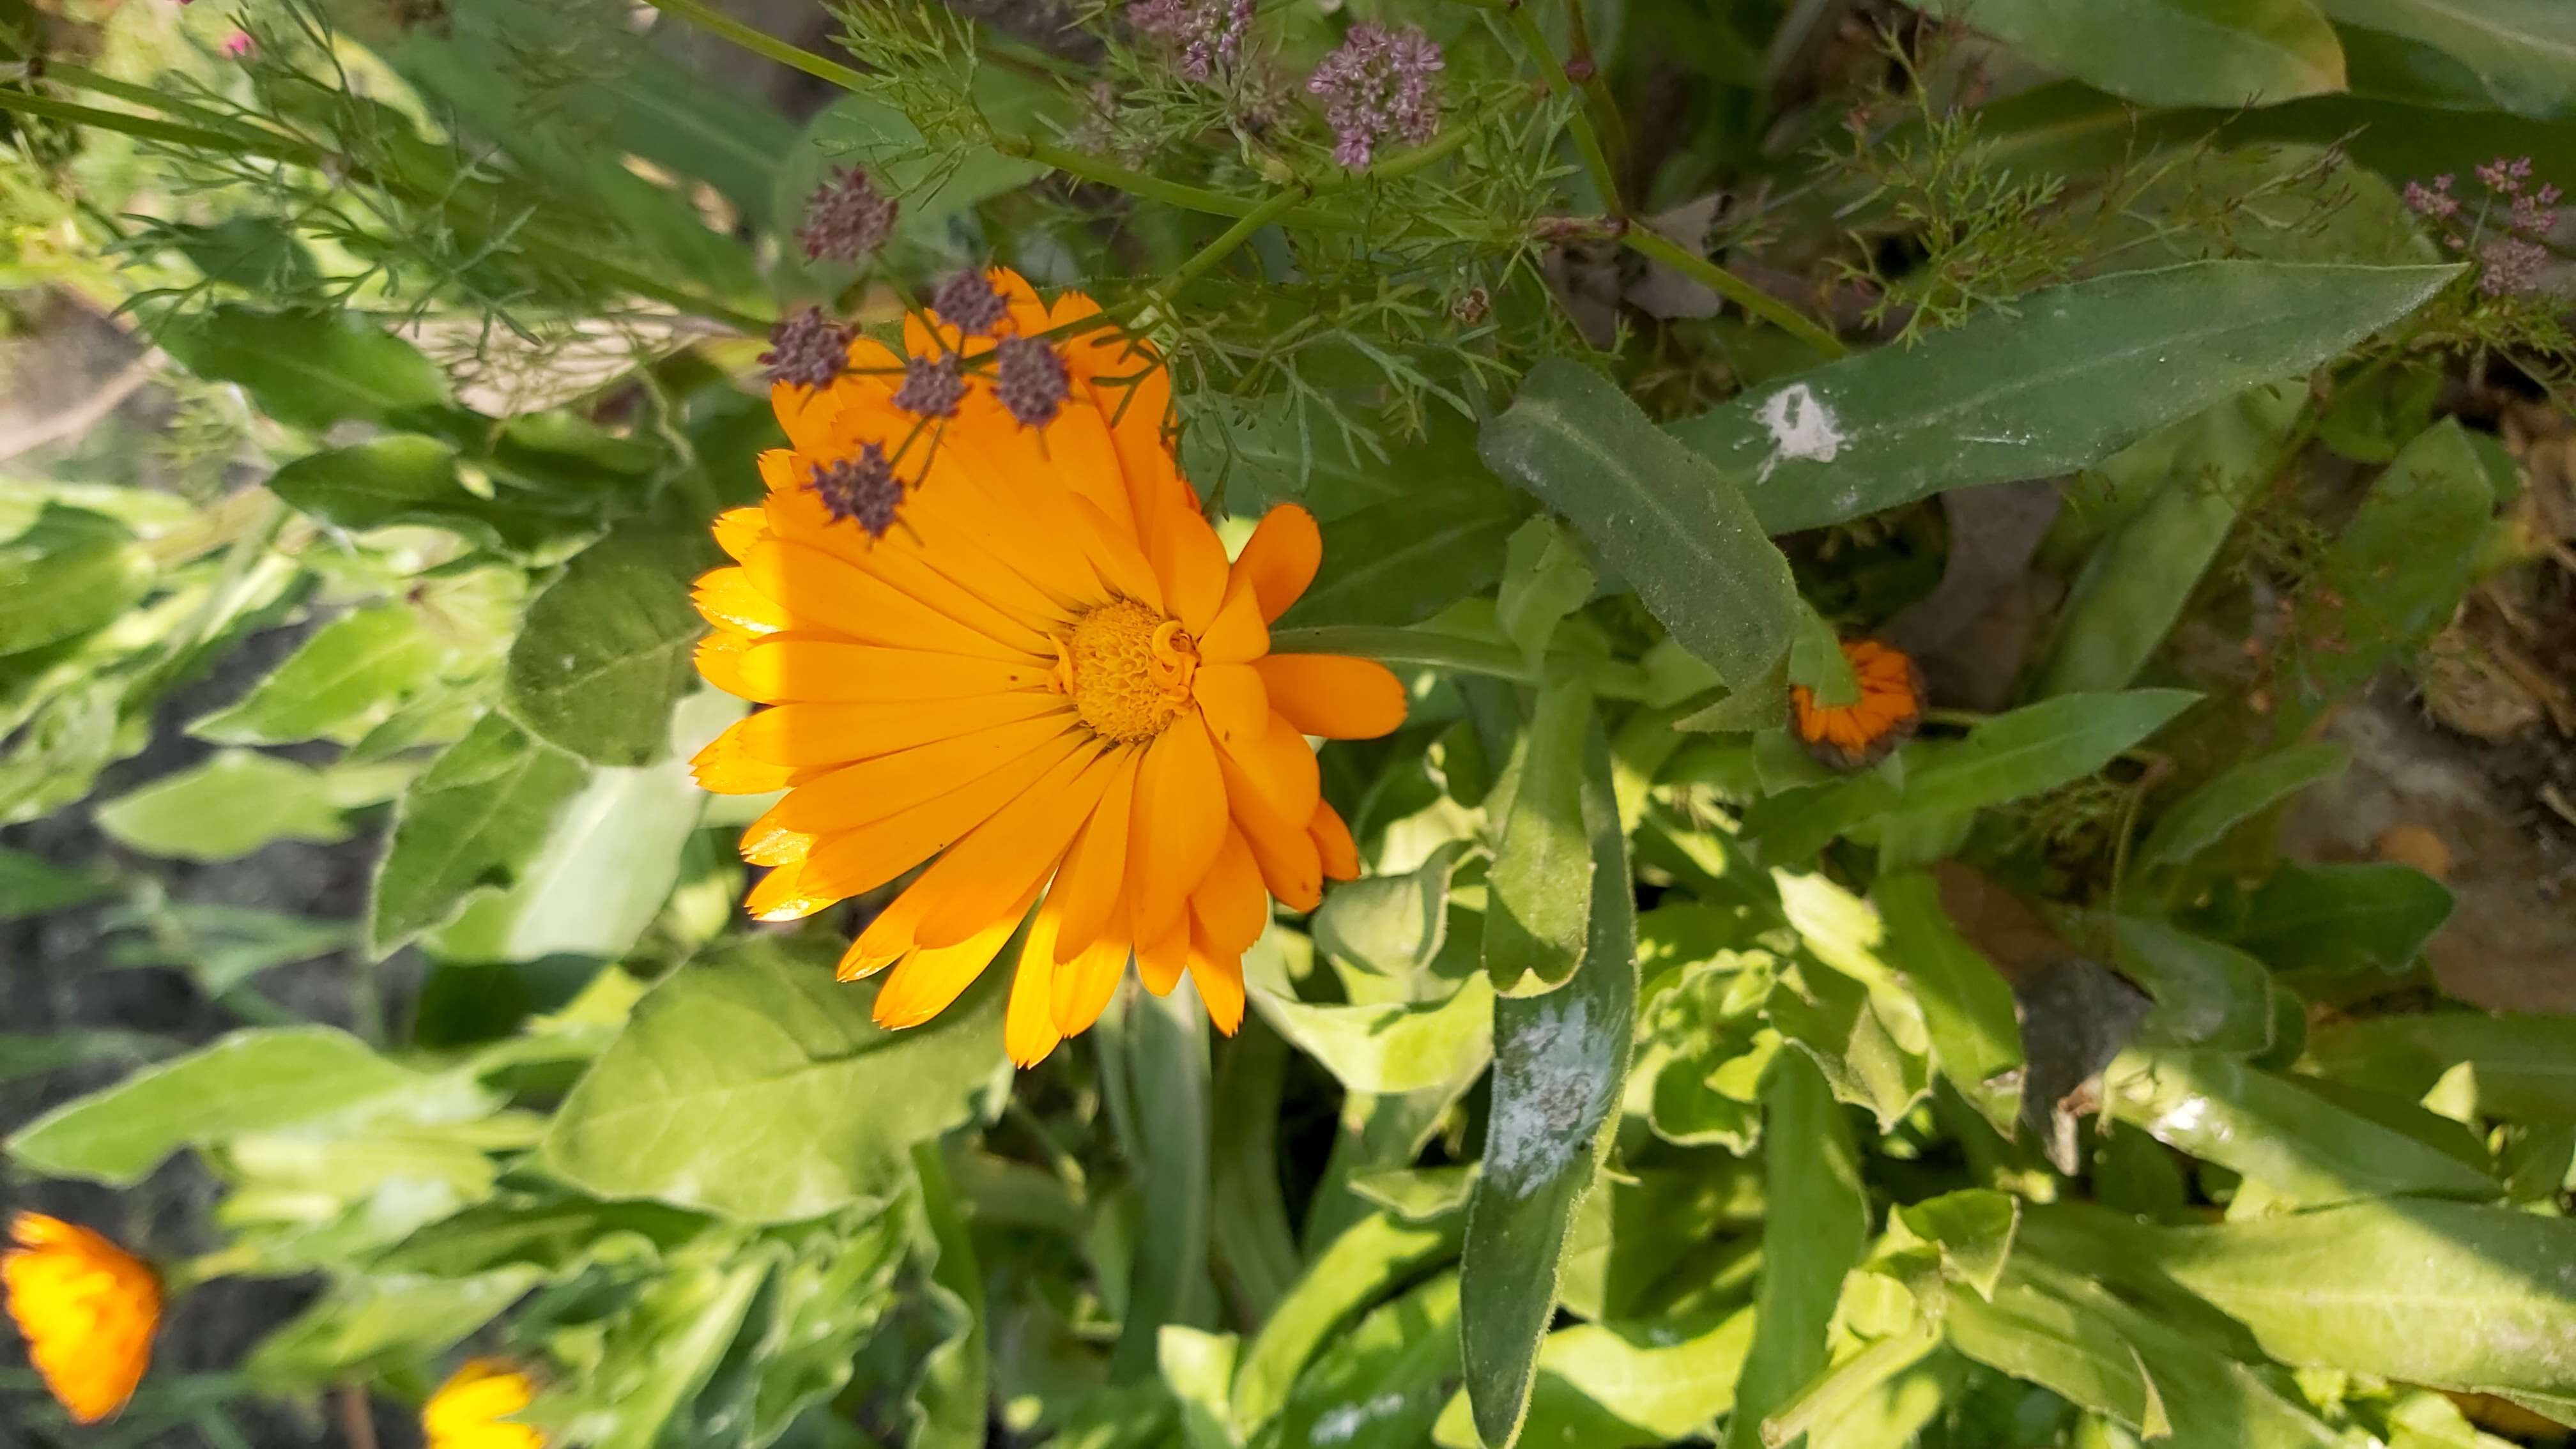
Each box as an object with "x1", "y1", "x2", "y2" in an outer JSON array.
[
  {"x1": 1130, "y1": 0, "x2": 1254, "y2": 82},
  {"x1": 995, "y1": 335, "x2": 1071, "y2": 427},
  {"x1": 1306, "y1": 23, "x2": 1443, "y2": 169},
  {"x1": 809, "y1": 447, "x2": 904, "y2": 537},
  {"x1": 1789, "y1": 639, "x2": 1923, "y2": 770},
  {"x1": 932, "y1": 269, "x2": 1010, "y2": 337},
  {"x1": 798, "y1": 166, "x2": 899, "y2": 264},
  {"x1": 221, "y1": 29, "x2": 253, "y2": 57},
  {"x1": 893, "y1": 353, "x2": 966, "y2": 419},
  {"x1": 3, "y1": 1212, "x2": 160, "y2": 1424},
  {"x1": 424, "y1": 1359, "x2": 543, "y2": 1449},
  {"x1": 762, "y1": 307, "x2": 854, "y2": 391},
  {"x1": 691, "y1": 269, "x2": 1404, "y2": 1065}
]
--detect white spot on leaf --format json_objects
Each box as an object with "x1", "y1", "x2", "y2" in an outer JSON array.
[
  {"x1": 1485, "y1": 995, "x2": 1615, "y2": 1198},
  {"x1": 1756, "y1": 383, "x2": 1844, "y2": 481}
]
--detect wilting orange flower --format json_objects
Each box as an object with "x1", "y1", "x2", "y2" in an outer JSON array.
[
  {"x1": 423, "y1": 1358, "x2": 544, "y2": 1449},
  {"x1": 2, "y1": 1211, "x2": 160, "y2": 1424},
  {"x1": 1789, "y1": 638, "x2": 1923, "y2": 770},
  {"x1": 692, "y1": 269, "x2": 1405, "y2": 1065}
]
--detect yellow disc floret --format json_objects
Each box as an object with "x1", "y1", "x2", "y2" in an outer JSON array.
[{"x1": 1060, "y1": 598, "x2": 1199, "y2": 742}]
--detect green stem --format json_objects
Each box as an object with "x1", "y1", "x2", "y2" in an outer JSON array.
[
  {"x1": 640, "y1": 0, "x2": 872, "y2": 89},
  {"x1": 1269, "y1": 624, "x2": 1653, "y2": 699},
  {"x1": 1505, "y1": 5, "x2": 1622, "y2": 216},
  {"x1": 1162, "y1": 187, "x2": 1308, "y2": 296},
  {"x1": 1618, "y1": 223, "x2": 1847, "y2": 359}
]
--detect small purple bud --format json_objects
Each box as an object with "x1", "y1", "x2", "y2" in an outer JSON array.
[
  {"x1": 932, "y1": 270, "x2": 1010, "y2": 336},
  {"x1": 798, "y1": 166, "x2": 899, "y2": 264},
  {"x1": 1130, "y1": 0, "x2": 1254, "y2": 82},
  {"x1": 993, "y1": 335, "x2": 1071, "y2": 427},
  {"x1": 809, "y1": 445, "x2": 903, "y2": 536},
  {"x1": 893, "y1": 353, "x2": 966, "y2": 418},
  {"x1": 1307, "y1": 23, "x2": 1443, "y2": 171},
  {"x1": 762, "y1": 307, "x2": 853, "y2": 390}
]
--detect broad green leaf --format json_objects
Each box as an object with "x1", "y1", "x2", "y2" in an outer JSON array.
[
  {"x1": 1254, "y1": 975, "x2": 1494, "y2": 1094},
  {"x1": 245, "y1": 1269, "x2": 540, "y2": 1392},
  {"x1": 7, "y1": 1026, "x2": 490, "y2": 1185},
  {"x1": 1768, "y1": 960, "x2": 1931, "y2": 1133},
  {"x1": 2271, "y1": 420, "x2": 2490, "y2": 734},
  {"x1": 2104, "y1": 1046, "x2": 2498, "y2": 1203},
  {"x1": 1108, "y1": 987, "x2": 1218, "y2": 1381},
  {"x1": 1485, "y1": 674, "x2": 1595, "y2": 992},
  {"x1": 2135, "y1": 742, "x2": 2349, "y2": 871},
  {"x1": 155, "y1": 305, "x2": 450, "y2": 431},
  {"x1": 1209, "y1": 1024, "x2": 1300, "y2": 1322},
  {"x1": 1901, "y1": 691, "x2": 2198, "y2": 815},
  {"x1": 1667, "y1": 262, "x2": 2459, "y2": 533},
  {"x1": 2146, "y1": 1198, "x2": 2576, "y2": 1400},
  {"x1": 95, "y1": 751, "x2": 358, "y2": 860},
  {"x1": 194, "y1": 605, "x2": 448, "y2": 744},
  {"x1": 1723, "y1": 1050, "x2": 1869, "y2": 1449},
  {"x1": 0, "y1": 846, "x2": 114, "y2": 920},
  {"x1": 2035, "y1": 383, "x2": 2302, "y2": 696},
  {"x1": 372, "y1": 1195, "x2": 710, "y2": 1276},
  {"x1": 367, "y1": 713, "x2": 590, "y2": 956},
  {"x1": 0, "y1": 1030, "x2": 172, "y2": 1086},
  {"x1": 1937, "y1": 1274, "x2": 2172, "y2": 1438},
  {"x1": 505, "y1": 518, "x2": 715, "y2": 767},
  {"x1": 1916, "y1": 0, "x2": 2346, "y2": 107},
  {"x1": 1495, "y1": 518, "x2": 1597, "y2": 669},
  {"x1": 1896, "y1": 1190, "x2": 2021, "y2": 1301},
  {"x1": 1273, "y1": 1273, "x2": 1461, "y2": 1449},
  {"x1": 1349, "y1": 1164, "x2": 1480, "y2": 1222},
  {"x1": 268, "y1": 435, "x2": 588, "y2": 555},
  {"x1": 1480, "y1": 360, "x2": 1799, "y2": 690},
  {"x1": 1233, "y1": 1209, "x2": 1467, "y2": 1430},
  {"x1": 1462, "y1": 733, "x2": 1639, "y2": 1448},
  {"x1": 1312, "y1": 840, "x2": 1476, "y2": 981},
  {"x1": 913, "y1": 1145, "x2": 993, "y2": 1449},
  {"x1": 1558, "y1": 1167, "x2": 1766, "y2": 1322},
  {"x1": 1280, "y1": 477, "x2": 1531, "y2": 629},
  {"x1": 2228, "y1": 861, "x2": 2453, "y2": 972},
  {"x1": 429, "y1": 691, "x2": 728, "y2": 963},
  {"x1": 540, "y1": 931, "x2": 1007, "y2": 1222},
  {"x1": 526, "y1": 1250, "x2": 772, "y2": 1449},
  {"x1": 2322, "y1": 0, "x2": 2576, "y2": 118},
  {"x1": 2304, "y1": 1014, "x2": 2576, "y2": 1123},
  {"x1": 1874, "y1": 872, "x2": 2025, "y2": 1127},
  {"x1": 2112, "y1": 917, "x2": 2275, "y2": 1054},
  {"x1": 1434, "y1": 1307, "x2": 1759, "y2": 1448},
  {"x1": 0, "y1": 507, "x2": 151, "y2": 656}
]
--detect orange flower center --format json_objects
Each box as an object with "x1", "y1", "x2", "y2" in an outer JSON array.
[{"x1": 1059, "y1": 599, "x2": 1197, "y2": 742}]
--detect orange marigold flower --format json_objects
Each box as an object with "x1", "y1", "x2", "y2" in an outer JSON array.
[
  {"x1": 691, "y1": 268, "x2": 1406, "y2": 1066},
  {"x1": 423, "y1": 1358, "x2": 544, "y2": 1449},
  {"x1": 1788, "y1": 638, "x2": 1923, "y2": 770},
  {"x1": 2, "y1": 1211, "x2": 160, "y2": 1424}
]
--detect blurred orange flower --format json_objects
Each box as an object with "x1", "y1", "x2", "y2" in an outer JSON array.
[
  {"x1": 3, "y1": 1211, "x2": 160, "y2": 1423},
  {"x1": 693, "y1": 268, "x2": 1404, "y2": 1064},
  {"x1": 423, "y1": 1358, "x2": 544, "y2": 1449},
  {"x1": 1789, "y1": 638, "x2": 1924, "y2": 770}
]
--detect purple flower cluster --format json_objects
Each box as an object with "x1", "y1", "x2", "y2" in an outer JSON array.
[
  {"x1": 2407, "y1": 156, "x2": 2563, "y2": 298},
  {"x1": 797, "y1": 166, "x2": 899, "y2": 264},
  {"x1": 809, "y1": 446, "x2": 904, "y2": 537},
  {"x1": 994, "y1": 335, "x2": 1072, "y2": 427},
  {"x1": 1305, "y1": 24, "x2": 1443, "y2": 170},
  {"x1": 893, "y1": 353, "x2": 967, "y2": 418},
  {"x1": 762, "y1": 307, "x2": 854, "y2": 390},
  {"x1": 1130, "y1": 0, "x2": 1254, "y2": 82},
  {"x1": 933, "y1": 270, "x2": 1011, "y2": 337}
]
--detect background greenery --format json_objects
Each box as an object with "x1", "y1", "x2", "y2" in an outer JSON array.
[{"x1": 4, "y1": 0, "x2": 2576, "y2": 1445}]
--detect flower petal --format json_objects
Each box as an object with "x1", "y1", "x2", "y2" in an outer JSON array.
[
  {"x1": 1253, "y1": 653, "x2": 1409, "y2": 739},
  {"x1": 737, "y1": 638, "x2": 1054, "y2": 704},
  {"x1": 1310, "y1": 798, "x2": 1360, "y2": 881},
  {"x1": 728, "y1": 692, "x2": 1071, "y2": 769},
  {"x1": 1218, "y1": 711, "x2": 1322, "y2": 832},
  {"x1": 1193, "y1": 663, "x2": 1269, "y2": 753},
  {"x1": 760, "y1": 712, "x2": 1075, "y2": 838},
  {"x1": 694, "y1": 567, "x2": 787, "y2": 635},
  {"x1": 1135, "y1": 916, "x2": 1190, "y2": 995},
  {"x1": 713, "y1": 505, "x2": 769, "y2": 562},
  {"x1": 1197, "y1": 575, "x2": 1270, "y2": 665},
  {"x1": 745, "y1": 538, "x2": 1042, "y2": 662},
  {"x1": 1188, "y1": 826, "x2": 1269, "y2": 958},
  {"x1": 798, "y1": 728, "x2": 1087, "y2": 900},
  {"x1": 908, "y1": 742, "x2": 1121, "y2": 950},
  {"x1": 1185, "y1": 924, "x2": 1246, "y2": 1035},
  {"x1": 1126, "y1": 712, "x2": 1229, "y2": 946},
  {"x1": 1048, "y1": 746, "x2": 1144, "y2": 963},
  {"x1": 1233, "y1": 503, "x2": 1321, "y2": 623},
  {"x1": 1008, "y1": 902, "x2": 1069, "y2": 1068},
  {"x1": 743, "y1": 859, "x2": 836, "y2": 921},
  {"x1": 1220, "y1": 747, "x2": 1322, "y2": 912},
  {"x1": 870, "y1": 881, "x2": 1041, "y2": 1029}
]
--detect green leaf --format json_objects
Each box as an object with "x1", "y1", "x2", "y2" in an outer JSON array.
[
  {"x1": 2104, "y1": 1046, "x2": 2499, "y2": 1203},
  {"x1": 0, "y1": 846, "x2": 114, "y2": 920},
  {"x1": 1874, "y1": 872, "x2": 2025, "y2": 1130},
  {"x1": 1312, "y1": 840, "x2": 1476, "y2": 981},
  {"x1": 1723, "y1": 1050, "x2": 1869, "y2": 1449},
  {"x1": 1280, "y1": 477, "x2": 1532, "y2": 629},
  {"x1": 1436, "y1": 1307, "x2": 1759, "y2": 1448},
  {"x1": 367, "y1": 713, "x2": 591, "y2": 956},
  {"x1": 540, "y1": 931, "x2": 1008, "y2": 1222},
  {"x1": 505, "y1": 518, "x2": 716, "y2": 767},
  {"x1": 1666, "y1": 261, "x2": 2460, "y2": 533},
  {"x1": 1108, "y1": 988, "x2": 1218, "y2": 1381},
  {"x1": 525, "y1": 1249, "x2": 773, "y2": 1449},
  {"x1": 1897, "y1": 1190, "x2": 2022, "y2": 1301},
  {"x1": 2228, "y1": 861, "x2": 2453, "y2": 972},
  {"x1": 2322, "y1": 0, "x2": 2576, "y2": 118},
  {"x1": 2135, "y1": 742, "x2": 2349, "y2": 872},
  {"x1": 7, "y1": 1026, "x2": 490, "y2": 1186},
  {"x1": 1900, "y1": 690, "x2": 2198, "y2": 816},
  {"x1": 1461, "y1": 732, "x2": 1639, "y2": 1448},
  {"x1": 1917, "y1": 0, "x2": 2347, "y2": 107},
  {"x1": 2112, "y1": 916, "x2": 2276, "y2": 1054},
  {"x1": 193, "y1": 605, "x2": 449, "y2": 744},
  {"x1": 2304, "y1": 1013, "x2": 2576, "y2": 1123},
  {"x1": 94, "y1": 751, "x2": 358, "y2": 860},
  {"x1": 2146, "y1": 1198, "x2": 2576, "y2": 1400},
  {"x1": 429, "y1": 691, "x2": 729, "y2": 963},
  {"x1": 773, "y1": 84, "x2": 1048, "y2": 268},
  {"x1": 268, "y1": 435, "x2": 588, "y2": 555},
  {"x1": 1233, "y1": 1209, "x2": 1467, "y2": 1432},
  {"x1": 1209, "y1": 1023, "x2": 1301, "y2": 1323},
  {"x1": 1273, "y1": 1273, "x2": 1462, "y2": 1449},
  {"x1": 1937, "y1": 1273, "x2": 2171, "y2": 1438},
  {"x1": 0, "y1": 507, "x2": 152, "y2": 656},
  {"x1": 155, "y1": 305, "x2": 450, "y2": 432},
  {"x1": 2035, "y1": 383, "x2": 2303, "y2": 696},
  {"x1": 1480, "y1": 360, "x2": 1800, "y2": 690},
  {"x1": 1252, "y1": 976, "x2": 1495, "y2": 1094},
  {"x1": 246, "y1": 1269, "x2": 541, "y2": 1392},
  {"x1": 1485, "y1": 674, "x2": 1596, "y2": 992},
  {"x1": 0, "y1": 1030, "x2": 174, "y2": 1087},
  {"x1": 912, "y1": 1145, "x2": 992, "y2": 1449},
  {"x1": 1495, "y1": 518, "x2": 1597, "y2": 670}
]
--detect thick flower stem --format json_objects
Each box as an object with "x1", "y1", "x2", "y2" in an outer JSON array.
[
  {"x1": 1618, "y1": 224, "x2": 1848, "y2": 359},
  {"x1": 641, "y1": 0, "x2": 873, "y2": 90},
  {"x1": 1269, "y1": 624, "x2": 1655, "y2": 700},
  {"x1": 1503, "y1": 4, "x2": 1623, "y2": 217}
]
